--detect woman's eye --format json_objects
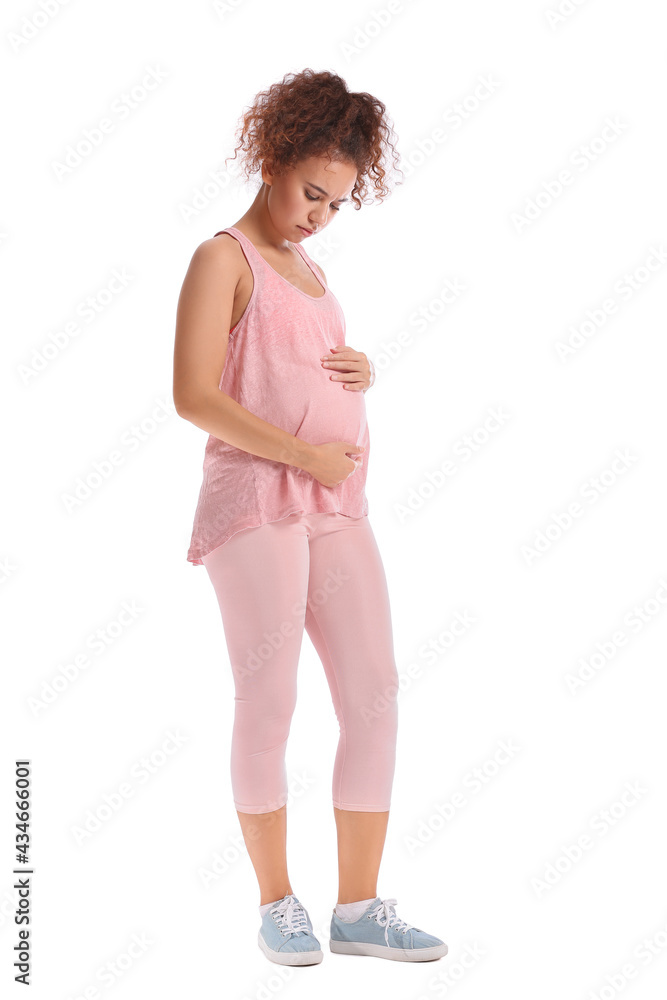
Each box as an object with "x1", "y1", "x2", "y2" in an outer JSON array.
[{"x1": 305, "y1": 191, "x2": 341, "y2": 211}]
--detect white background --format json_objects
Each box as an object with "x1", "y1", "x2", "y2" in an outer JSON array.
[{"x1": 2, "y1": 0, "x2": 667, "y2": 997}]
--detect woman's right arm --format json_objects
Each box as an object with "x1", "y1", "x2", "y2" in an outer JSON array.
[{"x1": 172, "y1": 238, "x2": 316, "y2": 472}]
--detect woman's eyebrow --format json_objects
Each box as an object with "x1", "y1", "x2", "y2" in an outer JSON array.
[{"x1": 306, "y1": 182, "x2": 349, "y2": 202}]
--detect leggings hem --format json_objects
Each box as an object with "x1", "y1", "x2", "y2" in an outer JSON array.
[
  {"x1": 234, "y1": 797, "x2": 289, "y2": 815},
  {"x1": 333, "y1": 801, "x2": 391, "y2": 812},
  {"x1": 234, "y1": 800, "x2": 391, "y2": 814}
]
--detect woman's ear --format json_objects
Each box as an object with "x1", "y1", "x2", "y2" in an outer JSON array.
[{"x1": 260, "y1": 159, "x2": 275, "y2": 187}]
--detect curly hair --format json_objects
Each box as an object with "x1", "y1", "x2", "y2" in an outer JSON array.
[{"x1": 225, "y1": 68, "x2": 403, "y2": 209}]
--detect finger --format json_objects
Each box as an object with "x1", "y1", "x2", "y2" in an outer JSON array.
[
  {"x1": 327, "y1": 346, "x2": 359, "y2": 357},
  {"x1": 321, "y1": 353, "x2": 356, "y2": 364},
  {"x1": 322, "y1": 360, "x2": 360, "y2": 370},
  {"x1": 327, "y1": 370, "x2": 363, "y2": 382}
]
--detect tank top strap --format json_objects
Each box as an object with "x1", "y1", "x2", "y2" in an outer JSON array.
[
  {"x1": 290, "y1": 239, "x2": 324, "y2": 284},
  {"x1": 213, "y1": 226, "x2": 270, "y2": 294},
  {"x1": 213, "y1": 226, "x2": 259, "y2": 258},
  {"x1": 213, "y1": 226, "x2": 264, "y2": 262}
]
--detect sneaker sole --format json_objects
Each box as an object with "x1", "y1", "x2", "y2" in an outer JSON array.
[
  {"x1": 258, "y1": 930, "x2": 323, "y2": 966},
  {"x1": 329, "y1": 938, "x2": 448, "y2": 962}
]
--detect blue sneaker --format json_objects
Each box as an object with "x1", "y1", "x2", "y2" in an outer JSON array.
[
  {"x1": 258, "y1": 894, "x2": 323, "y2": 966},
  {"x1": 330, "y1": 896, "x2": 448, "y2": 962}
]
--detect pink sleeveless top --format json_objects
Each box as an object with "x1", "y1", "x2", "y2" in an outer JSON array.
[{"x1": 186, "y1": 227, "x2": 370, "y2": 565}]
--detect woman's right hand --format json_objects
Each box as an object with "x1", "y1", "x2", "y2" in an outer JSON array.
[{"x1": 302, "y1": 441, "x2": 365, "y2": 488}]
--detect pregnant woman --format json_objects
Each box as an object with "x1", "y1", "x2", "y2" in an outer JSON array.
[{"x1": 173, "y1": 69, "x2": 447, "y2": 967}]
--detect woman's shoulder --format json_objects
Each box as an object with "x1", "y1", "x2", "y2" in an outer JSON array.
[
  {"x1": 189, "y1": 231, "x2": 246, "y2": 277},
  {"x1": 196, "y1": 230, "x2": 243, "y2": 258}
]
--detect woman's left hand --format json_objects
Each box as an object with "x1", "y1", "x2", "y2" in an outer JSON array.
[{"x1": 320, "y1": 345, "x2": 375, "y2": 392}]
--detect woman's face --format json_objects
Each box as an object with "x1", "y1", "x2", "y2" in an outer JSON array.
[{"x1": 261, "y1": 154, "x2": 358, "y2": 242}]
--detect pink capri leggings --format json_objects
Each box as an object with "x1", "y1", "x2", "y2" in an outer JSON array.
[{"x1": 201, "y1": 510, "x2": 399, "y2": 814}]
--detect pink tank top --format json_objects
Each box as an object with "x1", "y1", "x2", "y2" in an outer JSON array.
[{"x1": 186, "y1": 226, "x2": 370, "y2": 565}]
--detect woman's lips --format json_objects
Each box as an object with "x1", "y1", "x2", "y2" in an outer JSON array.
[{"x1": 298, "y1": 226, "x2": 313, "y2": 235}]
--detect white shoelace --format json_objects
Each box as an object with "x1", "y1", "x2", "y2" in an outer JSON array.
[
  {"x1": 270, "y1": 895, "x2": 309, "y2": 936},
  {"x1": 368, "y1": 898, "x2": 416, "y2": 948}
]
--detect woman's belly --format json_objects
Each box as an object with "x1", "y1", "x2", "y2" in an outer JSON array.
[
  {"x1": 248, "y1": 349, "x2": 368, "y2": 449},
  {"x1": 292, "y1": 368, "x2": 368, "y2": 447}
]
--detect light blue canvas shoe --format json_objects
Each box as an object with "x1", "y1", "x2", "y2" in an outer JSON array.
[
  {"x1": 258, "y1": 894, "x2": 323, "y2": 966},
  {"x1": 330, "y1": 897, "x2": 448, "y2": 962}
]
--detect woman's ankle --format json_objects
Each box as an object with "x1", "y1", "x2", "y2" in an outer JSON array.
[{"x1": 260, "y1": 888, "x2": 293, "y2": 907}]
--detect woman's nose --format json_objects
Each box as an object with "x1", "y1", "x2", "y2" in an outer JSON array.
[{"x1": 310, "y1": 208, "x2": 329, "y2": 228}]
